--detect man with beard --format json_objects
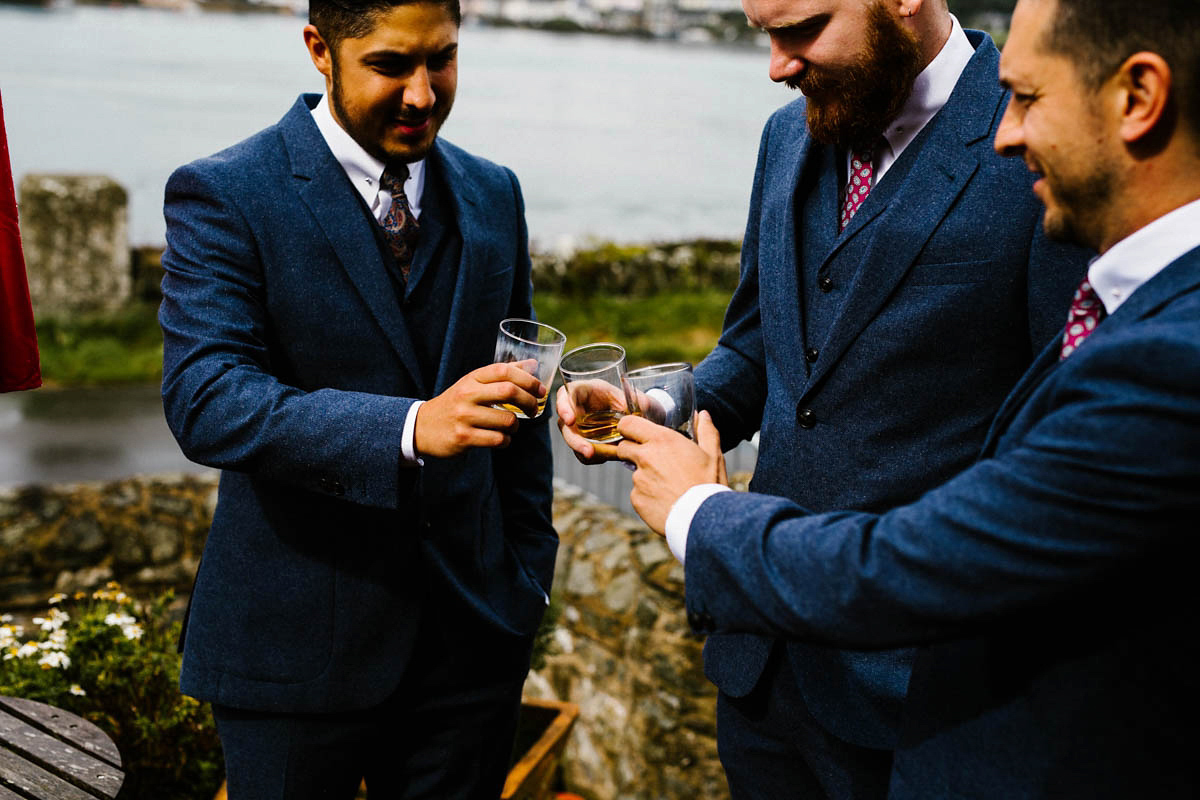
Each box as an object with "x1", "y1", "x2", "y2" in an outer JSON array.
[
  {"x1": 559, "y1": 0, "x2": 1087, "y2": 797},
  {"x1": 158, "y1": 0, "x2": 557, "y2": 796},
  {"x1": 614, "y1": 0, "x2": 1200, "y2": 795}
]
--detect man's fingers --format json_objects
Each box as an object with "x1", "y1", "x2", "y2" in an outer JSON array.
[
  {"x1": 696, "y1": 410, "x2": 722, "y2": 458},
  {"x1": 555, "y1": 385, "x2": 577, "y2": 425},
  {"x1": 616, "y1": 412, "x2": 658, "y2": 444},
  {"x1": 477, "y1": 362, "x2": 546, "y2": 398}
]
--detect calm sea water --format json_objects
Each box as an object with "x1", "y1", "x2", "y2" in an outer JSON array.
[{"x1": 0, "y1": 4, "x2": 793, "y2": 248}]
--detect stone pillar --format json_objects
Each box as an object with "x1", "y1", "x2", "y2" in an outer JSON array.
[{"x1": 18, "y1": 174, "x2": 131, "y2": 316}]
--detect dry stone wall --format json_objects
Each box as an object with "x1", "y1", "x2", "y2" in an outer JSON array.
[{"x1": 0, "y1": 473, "x2": 729, "y2": 800}]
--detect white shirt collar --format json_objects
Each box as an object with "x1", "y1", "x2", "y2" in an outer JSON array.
[
  {"x1": 864, "y1": 14, "x2": 974, "y2": 181},
  {"x1": 310, "y1": 94, "x2": 425, "y2": 221},
  {"x1": 1087, "y1": 197, "x2": 1200, "y2": 314}
]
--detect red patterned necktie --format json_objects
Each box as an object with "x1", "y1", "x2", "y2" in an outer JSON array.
[
  {"x1": 1060, "y1": 277, "x2": 1106, "y2": 359},
  {"x1": 379, "y1": 165, "x2": 419, "y2": 280},
  {"x1": 839, "y1": 147, "x2": 875, "y2": 232}
]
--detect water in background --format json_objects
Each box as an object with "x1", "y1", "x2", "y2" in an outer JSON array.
[{"x1": 0, "y1": 4, "x2": 793, "y2": 248}]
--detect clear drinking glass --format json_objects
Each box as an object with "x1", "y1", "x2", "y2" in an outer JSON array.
[
  {"x1": 493, "y1": 318, "x2": 567, "y2": 419},
  {"x1": 625, "y1": 362, "x2": 696, "y2": 439},
  {"x1": 558, "y1": 343, "x2": 640, "y2": 444}
]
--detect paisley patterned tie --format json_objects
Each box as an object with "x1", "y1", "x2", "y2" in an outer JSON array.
[
  {"x1": 1060, "y1": 277, "x2": 1106, "y2": 359},
  {"x1": 379, "y1": 165, "x2": 419, "y2": 280},
  {"x1": 839, "y1": 147, "x2": 876, "y2": 233}
]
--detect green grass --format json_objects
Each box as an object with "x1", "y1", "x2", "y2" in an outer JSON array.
[
  {"x1": 535, "y1": 288, "x2": 731, "y2": 369},
  {"x1": 29, "y1": 287, "x2": 734, "y2": 387},
  {"x1": 35, "y1": 302, "x2": 164, "y2": 387}
]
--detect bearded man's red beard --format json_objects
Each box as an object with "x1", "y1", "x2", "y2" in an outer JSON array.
[{"x1": 789, "y1": 1, "x2": 925, "y2": 152}]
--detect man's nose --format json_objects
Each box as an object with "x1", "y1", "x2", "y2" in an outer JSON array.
[
  {"x1": 768, "y1": 38, "x2": 804, "y2": 83},
  {"x1": 994, "y1": 98, "x2": 1024, "y2": 157},
  {"x1": 404, "y1": 66, "x2": 435, "y2": 111}
]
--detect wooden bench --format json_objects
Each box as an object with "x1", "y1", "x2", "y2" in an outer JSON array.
[{"x1": 0, "y1": 696, "x2": 123, "y2": 799}]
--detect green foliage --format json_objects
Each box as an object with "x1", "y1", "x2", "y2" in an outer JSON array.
[
  {"x1": 0, "y1": 585, "x2": 223, "y2": 800},
  {"x1": 537, "y1": 288, "x2": 729, "y2": 369},
  {"x1": 531, "y1": 239, "x2": 742, "y2": 297},
  {"x1": 35, "y1": 302, "x2": 164, "y2": 386}
]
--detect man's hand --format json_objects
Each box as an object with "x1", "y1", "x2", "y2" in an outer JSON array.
[
  {"x1": 555, "y1": 384, "x2": 622, "y2": 464},
  {"x1": 617, "y1": 410, "x2": 727, "y2": 535},
  {"x1": 415, "y1": 362, "x2": 545, "y2": 458}
]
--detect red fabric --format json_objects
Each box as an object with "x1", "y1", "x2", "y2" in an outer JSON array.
[
  {"x1": 1060, "y1": 277, "x2": 1106, "y2": 359},
  {"x1": 0, "y1": 89, "x2": 41, "y2": 392},
  {"x1": 839, "y1": 148, "x2": 875, "y2": 232}
]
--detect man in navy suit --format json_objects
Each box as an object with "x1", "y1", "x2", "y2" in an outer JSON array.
[
  {"x1": 618, "y1": 0, "x2": 1200, "y2": 795},
  {"x1": 560, "y1": 0, "x2": 1086, "y2": 796},
  {"x1": 158, "y1": 0, "x2": 557, "y2": 796}
]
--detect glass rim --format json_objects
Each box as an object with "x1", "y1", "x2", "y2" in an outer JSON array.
[
  {"x1": 499, "y1": 318, "x2": 567, "y2": 347},
  {"x1": 626, "y1": 361, "x2": 693, "y2": 379},
  {"x1": 558, "y1": 342, "x2": 627, "y2": 377}
]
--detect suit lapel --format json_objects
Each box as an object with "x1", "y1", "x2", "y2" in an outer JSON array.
[
  {"x1": 980, "y1": 333, "x2": 1062, "y2": 454},
  {"x1": 760, "y1": 110, "x2": 816, "y2": 399},
  {"x1": 425, "y1": 141, "x2": 485, "y2": 393},
  {"x1": 983, "y1": 246, "x2": 1200, "y2": 454},
  {"x1": 280, "y1": 96, "x2": 428, "y2": 396},
  {"x1": 803, "y1": 36, "x2": 1005, "y2": 396}
]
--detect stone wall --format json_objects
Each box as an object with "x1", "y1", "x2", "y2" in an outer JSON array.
[
  {"x1": 18, "y1": 174, "x2": 132, "y2": 316},
  {"x1": 0, "y1": 474, "x2": 728, "y2": 800},
  {"x1": 0, "y1": 474, "x2": 214, "y2": 609}
]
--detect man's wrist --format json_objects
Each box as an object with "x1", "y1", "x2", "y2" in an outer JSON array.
[
  {"x1": 665, "y1": 484, "x2": 733, "y2": 565},
  {"x1": 401, "y1": 400, "x2": 425, "y2": 467}
]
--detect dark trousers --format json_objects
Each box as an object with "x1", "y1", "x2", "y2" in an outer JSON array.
[
  {"x1": 717, "y1": 643, "x2": 893, "y2": 800},
  {"x1": 213, "y1": 595, "x2": 534, "y2": 800}
]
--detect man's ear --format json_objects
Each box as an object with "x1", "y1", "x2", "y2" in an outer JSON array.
[
  {"x1": 1114, "y1": 51, "x2": 1173, "y2": 145},
  {"x1": 303, "y1": 24, "x2": 334, "y2": 83}
]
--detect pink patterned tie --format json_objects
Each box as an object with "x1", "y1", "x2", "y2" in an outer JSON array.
[
  {"x1": 379, "y1": 165, "x2": 419, "y2": 280},
  {"x1": 839, "y1": 147, "x2": 875, "y2": 232},
  {"x1": 1060, "y1": 278, "x2": 1106, "y2": 359}
]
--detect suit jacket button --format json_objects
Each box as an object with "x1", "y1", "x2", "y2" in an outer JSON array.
[
  {"x1": 818, "y1": 276, "x2": 834, "y2": 293},
  {"x1": 797, "y1": 407, "x2": 816, "y2": 429},
  {"x1": 804, "y1": 347, "x2": 819, "y2": 363}
]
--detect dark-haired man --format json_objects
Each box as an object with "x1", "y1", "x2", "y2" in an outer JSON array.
[
  {"x1": 618, "y1": 0, "x2": 1200, "y2": 795},
  {"x1": 560, "y1": 0, "x2": 1087, "y2": 796},
  {"x1": 158, "y1": 1, "x2": 557, "y2": 796}
]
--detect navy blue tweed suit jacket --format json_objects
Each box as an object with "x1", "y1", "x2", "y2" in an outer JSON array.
[
  {"x1": 160, "y1": 95, "x2": 557, "y2": 713},
  {"x1": 695, "y1": 32, "x2": 1088, "y2": 747},
  {"x1": 685, "y1": 245, "x2": 1200, "y2": 798}
]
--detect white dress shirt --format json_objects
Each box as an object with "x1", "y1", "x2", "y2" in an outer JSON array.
[
  {"x1": 666, "y1": 17, "x2": 985, "y2": 565},
  {"x1": 850, "y1": 15, "x2": 974, "y2": 185},
  {"x1": 310, "y1": 94, "x2": 427, "y2": 465},
  {"x1": 1087, "y1": 198, "x2": 1200, "y2": 315}
]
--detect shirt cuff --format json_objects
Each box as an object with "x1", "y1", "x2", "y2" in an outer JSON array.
[
  {"x1": 401, "y1": 400, "x2": 425, "y2": 467},
  {"x1": 665, "y1": 484, "x2": 733, "y2": 566},
  {"x1": 645, "y1": 387, "x2": 677, "y2": 418}
]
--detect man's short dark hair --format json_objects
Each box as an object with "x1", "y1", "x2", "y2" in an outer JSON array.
[
  {"x1": 310, "y1": 0, "x2": 462, "y2": 52},
  {"x1": 1042, "y1": 0, "x2": 1199, "y2": 130}
]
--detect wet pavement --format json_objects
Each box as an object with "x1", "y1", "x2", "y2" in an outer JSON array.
[{"x1": 0, "y1": 384, "x2": 212, "y2": 489}]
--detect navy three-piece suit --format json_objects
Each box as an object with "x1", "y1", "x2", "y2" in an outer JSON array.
[
  {"x1": 159, "y1": 94, "x2": 556, "y2": 793},
  {"x1": 686, "y1": 241, "x2": 1200, "y2": 797},
  {"x1": 693, "y1": 31, "x2": 1088, "y2": 796}
]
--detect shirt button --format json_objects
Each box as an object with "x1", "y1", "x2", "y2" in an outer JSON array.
[
  {"x1": 797, "y1": 407, "x2": 817, "y2": 429},
  {"x1": 804, "y1": 347, "x2": 819, "y2": 363},
  {"x1": 818, "y1": 276, "x2": 834, "y2": 293}
]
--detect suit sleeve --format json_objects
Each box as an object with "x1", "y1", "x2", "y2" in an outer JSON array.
[
  {"x1": 683, "y1": 316, "x2": 1200, "y2": 647},
  {"x1": 490, "y1": 168, "x2": 558, "y2": 588},
  {"x1": 159, "y1": 162, "x2": 416, "y2": 510},
  {"x1": 693, "y1": 116, "x2": 774, "y2": 447}
]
